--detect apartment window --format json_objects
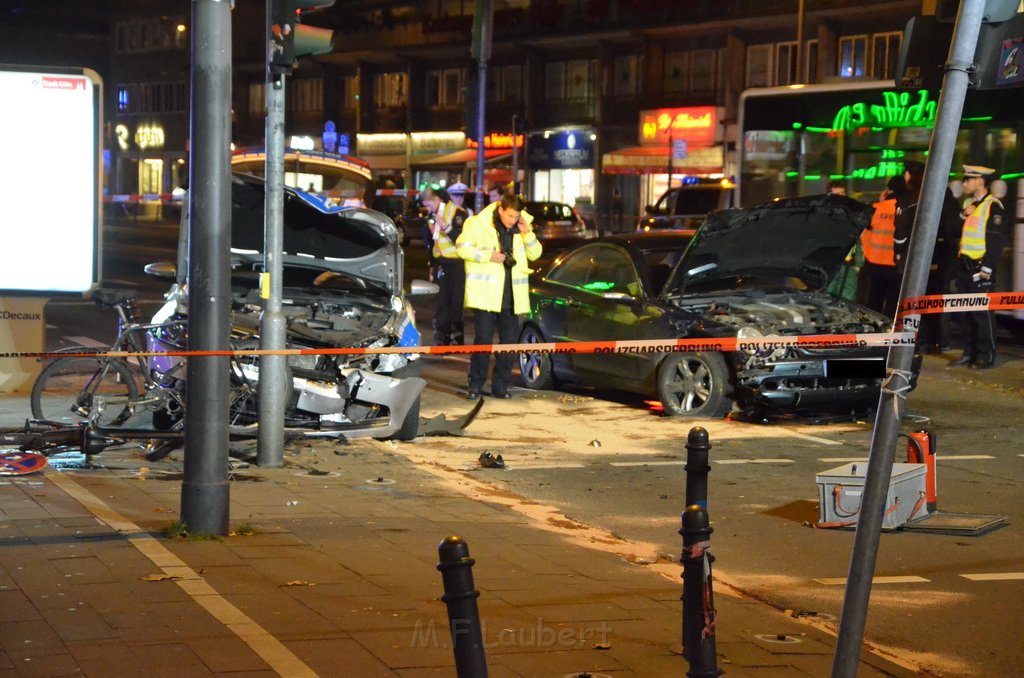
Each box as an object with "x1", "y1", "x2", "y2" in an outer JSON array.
[
  {"x1": 664, "y1": 52, "x2": 688, "y2": 93},
  {"x1": 341, "y1": 76, "x2": 358, "y2": 110},
  {"x1": 114, "y1": 18, "x2": 186, "y2": 54},
  {"x1": 487, "y1": 66, "x2": 501, "y2": 102},
  {"x1": 290, "y1": 78, "x2": 323, "y2": 113},
  {"x1": 248, "y1": 83, "x2": 265, "y2": 114},
  {"x1": 838, "y1": 35, "x2": 868, "y2": 78},
  {"x1": 115, "y1": 81, "x2": 187, "y2": 114},
  {"x1": 806, "y1": 39, "x2": 819, "y2": 82},
  {"x1": 613, "y1": 55, "x2": 639, "y2": 97},
  {"x1": 872, "y1": 31, "x2": 902, "y2": 80},
  {"x1": 116, "y1": 85, "x2": 129, "y2": 113},
  {"x1": 374, "y1": 72, "x2": 408, "y2": 109},
  {"x1": 567, "y1": 60, "x2": 594, "y2": 100},
  {"x1": 776, "y1": 42, "x2": 798, "y2": 85},
  {"x1": 746, "y1": 44, "x2": 773, "y2": 88},
  {"x1": 501, "y1": 65, "x2": 522, "y2": 102},
  {"x1": 427, "y1": 69, "x2": 463, "y2": 108},
  {"x1": 691, "y1": 49, "x2": 716, "y2": 92},
  {"x1": 545, "y1": 62, "x2": 565, "y2": 99}
]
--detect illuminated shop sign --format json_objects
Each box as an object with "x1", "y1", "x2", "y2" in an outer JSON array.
[
  {"x1": 290, "y1": 135, "x2": 316, "y2": 150},
  {"x1": 134, "y1": 124, "x2": 165, "y2": 149},
  {"x1": 467, "y1": 132, "x2": 524, "y2": 149},
  {"x1": 412, "y1": 131, "x2": 465, "y2": 152},
  {"x1": 639, "y1": 106, "x2": 717, "y2": 146},
  {"x1": 527, "y1": 130, "x2": 593, "y2": 170},
  {"x1": 830, "y1": 90, "x2": 937, "y2": 132}
]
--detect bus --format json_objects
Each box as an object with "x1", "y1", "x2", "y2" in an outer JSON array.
[{"x1": 737, "y1": 80, "x2": 1022, "y2": 302}]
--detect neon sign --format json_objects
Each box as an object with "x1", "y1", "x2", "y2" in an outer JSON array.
[
  {"x1": 134, "y1": 124, "x2": 165, "y2": 149},
  {"x1": 832, "y1": 90, "x2": 936, "y2": 132},
  {"x1": 467, "y1": 133, "x2": 524, "y2": 149},
  {"x1": 639, "y1": 106, "x2": 717, "y2": 146}
]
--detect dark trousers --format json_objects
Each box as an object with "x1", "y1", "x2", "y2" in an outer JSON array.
[
  {"x1": 918, "y1": 270, "x2": 952, "y2": 349},
  {"x1": 468, "y1": 305, "x2": 520, "y2": 394},
  {"x1": 433, "y1": 263, "x2": 465, "y2": 345},
  {"x1": 955, "y1": 257, "x2": 996, "y2": 358},
  {"x1": 864, "y1": 267, "x2": 900, "y2": 318}
]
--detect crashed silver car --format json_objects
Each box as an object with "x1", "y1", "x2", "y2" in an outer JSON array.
[
  {"x1": 520, "y1": 194, "x2": 909, "y2": 418},
  {"x1": 148, "y1": 173, "x2": 435, "y2": 440}
]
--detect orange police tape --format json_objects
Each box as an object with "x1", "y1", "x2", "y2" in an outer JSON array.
[{"x1": 2, "y1": 332, "x2": 917, "y2": 362}]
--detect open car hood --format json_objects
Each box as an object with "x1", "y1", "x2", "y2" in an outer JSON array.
[
  {"x1": 664, "y1": 194, "x2": 873, "y2": 295},
  {"x1": 230, "y1": 173, "x2": 400, "y2": 295}
]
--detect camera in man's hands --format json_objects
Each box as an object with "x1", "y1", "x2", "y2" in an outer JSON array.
[{"x1": 502, "y1": 249, "x2": 516, "y2": 269}]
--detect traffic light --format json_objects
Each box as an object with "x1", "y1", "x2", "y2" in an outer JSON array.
[{"x1": 270, "y1": 0, "x2": 336, "y2": 74}]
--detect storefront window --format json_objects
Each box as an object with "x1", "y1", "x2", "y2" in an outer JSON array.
[{"x1": 140, "y1": 158, "x2": 163, "y2": 194}]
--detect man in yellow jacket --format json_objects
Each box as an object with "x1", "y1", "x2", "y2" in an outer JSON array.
[{"x1": 456, "y1": 193, "x2": 542, "y2": 400}]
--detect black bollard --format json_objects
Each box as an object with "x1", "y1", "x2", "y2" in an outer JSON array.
[
  {"x1": 680, "y1": 505, "x2": 719, "y2": 677},
  {"x1": 437, "y1": 535, "x2": 488, "y2": 678},
  {"x1": 685, "y1": 426, "x2": 711, "y2": 509}
]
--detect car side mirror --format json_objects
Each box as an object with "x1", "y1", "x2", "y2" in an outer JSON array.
[{"x1": 409, "y1": 278, "x2": 439, "y2": 297}]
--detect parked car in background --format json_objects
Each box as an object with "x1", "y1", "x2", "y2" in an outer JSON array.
[
  {"x1": 637, "y1": 178, "x2": 735, "y2": 232},
  {"x1": 524, "y1": 200, "x2": 588, "y2": 241},
  {"x1": 521, "y1": 195, "x2": 909, "y2": 419}
]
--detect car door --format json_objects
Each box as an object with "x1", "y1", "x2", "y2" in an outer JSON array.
[{"x1": 545, "y1": 244, "x2": 647, "y2": 382}]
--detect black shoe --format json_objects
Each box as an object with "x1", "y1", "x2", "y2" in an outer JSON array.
[
  {"x1": 948, "y1": 353, "x2": 975, "y2": 367},
  {"x1": 466, "y1": 390, "x2": 481, "y2": 400},
  {"x1": 478, "y1": 452, "x2": 505, "y2": 469},
  {"x1": 491, "y1": 389, "x2": 511, "y2": 399},
  {"x1": 969, "y1": 353, "x2": 995, "y2": 369}
]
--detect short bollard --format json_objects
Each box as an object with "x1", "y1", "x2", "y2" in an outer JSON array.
[
  {"x1": 685, "y1": 426, "x2": 711, "y2": 509},
  {"x1": 680, "y1": 505, "x2": 719, "y2": 677},
  {"x1": 436, "y1": 535, "x2": 488, "y2": 678}
]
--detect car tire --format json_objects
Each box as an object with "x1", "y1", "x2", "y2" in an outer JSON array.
[
  {"x1": 656, "y1": 352, "x2": 731, "y2": 418},
  {"x1": 518, "y1": 324, "x2": 555, "y2": 390},
  {"x1": 391, "y1": 393, "x2": 421, "y2": 441}
]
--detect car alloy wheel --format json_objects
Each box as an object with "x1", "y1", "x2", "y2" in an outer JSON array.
[
  {"x1": 656, "y1": 351, "x2": 730, "y2": 418},
  {"x1": 518, "y1": 324, "x2": 555, "y2": 390}
]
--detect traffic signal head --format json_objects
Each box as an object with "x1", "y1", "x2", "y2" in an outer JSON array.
[{"x1": 270, "y1": 0, "x2": 336, "y2": 74}]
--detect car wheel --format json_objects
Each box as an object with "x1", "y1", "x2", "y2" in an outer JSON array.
[
  {"x1": 656, "y1": 352, "x2": 730, "y2": 418},
  {"x1": 518, "y1": 324, "x2": 555, "y2": 390}
]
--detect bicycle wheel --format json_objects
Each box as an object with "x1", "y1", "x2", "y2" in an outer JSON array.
[{"x1": 31, "y1": 356, "x2": 140, "y2": 426}]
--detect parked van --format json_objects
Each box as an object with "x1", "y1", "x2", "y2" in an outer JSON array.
[{"x1": 637, "y1": 178, "x2": 735, "y2": 232}]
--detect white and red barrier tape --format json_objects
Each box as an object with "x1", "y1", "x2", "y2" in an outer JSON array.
[{"x1": 4, "y1": 291, "x2": 1020, "y2": 361}]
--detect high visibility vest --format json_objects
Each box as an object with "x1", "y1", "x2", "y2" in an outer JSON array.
[
  {"x1": 431, "y1": 202, "x2": 461, "y2": 261},
  {"x1": 456, "y1": 203, "x2": 543, "y2": 314},
  {"x1": 860, "y1": 198, "x2": 897, "y2": 266},
  {"x1": 959, "y1": 194, "x2": 999, "y2": 260}
]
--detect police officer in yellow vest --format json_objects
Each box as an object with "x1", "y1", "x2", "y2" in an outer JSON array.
[
  {"x1": 422, "y1": 186, "x2": 469, "y2": 346},
  {"x1": 456, "y1": 193, "x2": 542, "y2": 400},
  {"x1": 950, "y1": 165, "x2": 1006, "y2": 369}
]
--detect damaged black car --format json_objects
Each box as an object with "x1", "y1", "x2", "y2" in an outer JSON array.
[{"x1": 518, "y1": 194, "x2": 912, "y2": 418}]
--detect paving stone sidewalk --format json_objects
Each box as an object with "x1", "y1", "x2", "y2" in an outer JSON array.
[{"x1": 0, "y1": 432, "x2": 921, "y2": 678}]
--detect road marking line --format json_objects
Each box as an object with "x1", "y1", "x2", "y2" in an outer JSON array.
[
  {"x1": 46, "y1": 472, "x2": 318, "y2": 678},
  {"x1": 815, "y1": 576, "x2": 930, "y2": 585},
  {"x1": 715, "y1": 459, "x2": 794, "y2": 465},
  {"x1": 609, "y1": 460, "x2": 685, "y2": 467},
  {"x1": 960, "y1": 572, "x2": 1024, "y2": 581},
  {"x1": 507, "y1": 463, "x2": 586, "y2": 470}
]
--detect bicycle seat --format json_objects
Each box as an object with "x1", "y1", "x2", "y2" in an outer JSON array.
[{"x1": 93, "y1": 288, "x2": 138, "y2": 307}]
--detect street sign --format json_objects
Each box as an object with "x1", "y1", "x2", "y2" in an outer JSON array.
[{"x1": 672, "y1": 138, "x2": 688, "y2": 160}]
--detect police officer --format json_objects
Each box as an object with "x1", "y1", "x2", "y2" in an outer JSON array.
[
  {"x1": 446, "y1": 181, "x2": 474, "y2": 217},
  {"x1": 456, "y1": 193, "x2": 542, "y2": 400},
  {"x1": 950, "y1": 165, "x2": 1005, "y2": 369},
  {"x1": 860, "y1": 175, "x2": 904, "y2": 317},
  {"x1": 422, "y1": 186, "x2": 469, "y2": 346}
]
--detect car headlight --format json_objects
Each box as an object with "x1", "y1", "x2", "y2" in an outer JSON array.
[{"x1": 736, "y1": 326, "x2": 786, "y2": 360}]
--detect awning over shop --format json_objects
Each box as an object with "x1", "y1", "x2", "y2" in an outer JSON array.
[
  {"x1": 602, "y1": 145, "x2": 723, "y2": 175},
  {"x1": 412, "y1": 148, "x2": 512, "y2": 166},
  {"x1": 361, "y1": 154, "x2": 407, "y2": 170}
]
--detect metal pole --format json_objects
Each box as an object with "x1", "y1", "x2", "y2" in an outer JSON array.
[
  {"x1": 831, "y1": 2, "x2": 986, "y2": 674},
  {"x1": 437, "y1": 536, "x2": 488, "y2": 678},
  {"x1": 511, "y1": 112, "x2": 519, "y2": 195},
  {"x1": 258, "y1": 0, "x2": 288, "y2": 468},
  {"x1": 181, "y1": 0, "x2": 232, "y2": 535},
  {"x1": 796, "y1": 0, "x2": 805, "y2": 83},
  {"x1": 472, "y1": 0, "x2": 493, "y2": 214},
  {"x1": 681, "y1": 505, "x2": 718, "y2": 677}
]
